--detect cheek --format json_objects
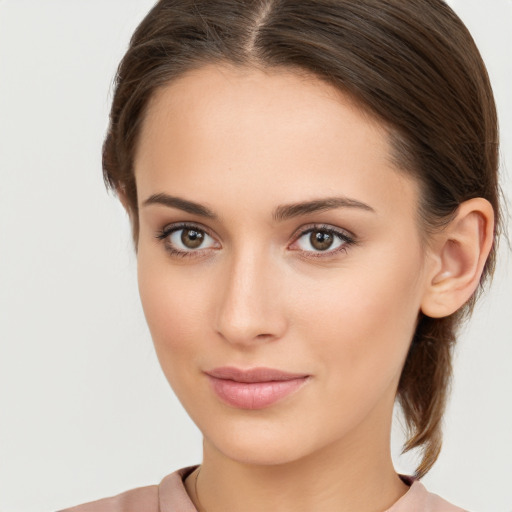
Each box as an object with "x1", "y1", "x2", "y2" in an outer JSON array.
[
  {"x1": 293, "y1": 249, "x2": 424, "y2": 396},
  {"x1": 137, "y1": 251, "x2": 212, "y2": 370}
]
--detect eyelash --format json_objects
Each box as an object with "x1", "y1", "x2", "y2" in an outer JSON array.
[{"x1": 155, "y1": 222, "x2": 356, "y2": 259}]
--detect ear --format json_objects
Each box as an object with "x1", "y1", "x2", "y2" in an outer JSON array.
[
  {"x1": 116, "y1": 185, "x2": 131, "y2": 212},
  {"x1": 421, "y1": 198, "x2": 495, "y2": 318},
  {"x1": 116, "y1": 185, "x2": 137, "y2": 223},
  {"x1": 116, "y1": 185, "x2": 139, "y2": 249}
]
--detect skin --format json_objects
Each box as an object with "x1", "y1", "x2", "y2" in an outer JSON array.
[{"x1": 132, "y1": 64, "x2": 492, "y2": 512}]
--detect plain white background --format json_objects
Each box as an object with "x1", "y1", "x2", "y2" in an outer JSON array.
[{"x1": 0, "y1": 1, "x2": 510, "y2": 511}]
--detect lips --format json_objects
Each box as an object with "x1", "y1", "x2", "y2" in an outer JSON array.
[{"x1": 205, "y1": 367, "x2": 310, "y2": 410}]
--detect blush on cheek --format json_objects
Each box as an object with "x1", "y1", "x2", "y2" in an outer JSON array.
[
  {"x1": 138, "y1": 263, "x2": 211, "y2": 363},
  {"x1": 139, "y1": 277, "x2": 201, "y2": 395},
  {"x1": 310, "y1": 269, "x2": 420, "y2": 380}
]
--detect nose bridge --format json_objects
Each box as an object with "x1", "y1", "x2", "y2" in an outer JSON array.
[{"x1": 215, "y1": 242, "x2": 286, "y2": 345}]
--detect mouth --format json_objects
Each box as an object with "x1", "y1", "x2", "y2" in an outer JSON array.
[{"x1": 205, "y1": 367, "x2": 310, "y2": 410}]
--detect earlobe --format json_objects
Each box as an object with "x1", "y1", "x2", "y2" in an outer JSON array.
[{"x1": 421, "y1": 198, "x2": 494, "y2": 318}]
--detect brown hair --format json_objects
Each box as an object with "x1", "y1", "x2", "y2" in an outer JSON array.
[{"x1": 103, "y1": 0, "x2": 500, "y2": 477}]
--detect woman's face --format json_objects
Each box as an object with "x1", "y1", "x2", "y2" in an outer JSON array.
[{"x1": 135, "y1": 64, "x2": 432, "y2": 465}]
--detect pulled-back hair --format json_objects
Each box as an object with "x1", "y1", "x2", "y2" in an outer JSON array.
[{"x1": 103, "y1": 0, "x2": 500, "y2": 477}]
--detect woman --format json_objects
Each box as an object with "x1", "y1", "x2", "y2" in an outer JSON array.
[{"x1": 59, "y1": 0, "x2": 500, "y2": 510}]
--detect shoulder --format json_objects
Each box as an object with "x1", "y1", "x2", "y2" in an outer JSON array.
[
  {"x1": 57, "y1": 485, "x2": 159, "y2": 512},
  {"x1": 57, "y1": 466, "x2": 198, "y2": 512},
  {"x1": 389, "y1": 477, "x2": 468, "y2": 512}
]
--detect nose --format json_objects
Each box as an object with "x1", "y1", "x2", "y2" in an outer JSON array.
[{"x1": 214, "y1": 247, "x2": 288, "y2": 347}]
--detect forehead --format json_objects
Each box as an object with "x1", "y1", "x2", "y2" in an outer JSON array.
[{"x1": 135, "y1": 63, "x2": 418, "y2": 221}]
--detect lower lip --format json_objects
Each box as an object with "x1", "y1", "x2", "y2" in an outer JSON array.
[{"x1": 207, "y1": 376, "x2": 309, "y2": 410}]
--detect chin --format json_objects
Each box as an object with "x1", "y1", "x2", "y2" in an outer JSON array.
[
  {"x1": 211, "y1": 436, "x2": 310, "y2": 467},
  {"x1": 201, "y1": 414, "x2": 326, "y2": 467}
]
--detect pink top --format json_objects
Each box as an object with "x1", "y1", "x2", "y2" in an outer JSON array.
[{"x1": 58, "y1": 466, "x2": 467, "y2": 512}]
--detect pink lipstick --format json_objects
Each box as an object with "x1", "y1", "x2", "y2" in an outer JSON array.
[{"x1": 205, "y1": 367, "x2": 310, "y2": 410}]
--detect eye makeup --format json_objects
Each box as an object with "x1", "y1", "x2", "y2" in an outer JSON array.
[
  {"x1": 155, "y1": 221, "x2": 357, "y2": 260},
  {"x1": 155, "y1": 222, "x2": 220, "y2": 258},
  {"x1": 288, "y1": 223, "x2": 357, "y2": 259}
]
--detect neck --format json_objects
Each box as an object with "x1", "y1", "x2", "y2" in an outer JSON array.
[{"x1": 186, "y1": 418, "x2": 408, "y2": 512}]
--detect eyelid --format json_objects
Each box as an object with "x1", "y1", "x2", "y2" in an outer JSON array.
[
  {"x1": 290, "y1": 223, "x2": 355, "y2": 241},
  {"x1": 156, "y1": 221, "x2": 216, "y2": 238}
]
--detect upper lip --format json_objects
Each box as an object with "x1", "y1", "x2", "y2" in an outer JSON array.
[{"x1": 206, "y1": 367, "x2": 309, "y2": 383}]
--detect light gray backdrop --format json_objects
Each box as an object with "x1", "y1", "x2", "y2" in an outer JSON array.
[{"x1": 0, "y1": 1, "x2": 510, "y2": 511}]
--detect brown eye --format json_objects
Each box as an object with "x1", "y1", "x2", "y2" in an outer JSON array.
[
  {"x1": 310, "y1": 230, "x2": 334, "y2": 251},
  {"x1": 181, "y1": 228, "x2": 205, "y2": 249},
  {"x1": 291, "y1": 225, "x2": 353, "y2": 255},
  {"x1": 158, "y1": 225, "x2": 218, "y2": 254}
]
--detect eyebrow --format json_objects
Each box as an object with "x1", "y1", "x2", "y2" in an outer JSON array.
[
  {"x1": 143, "y1": 193, "x2": 217, "y2": 218},
  {"x1": 142, "y1": 193, "x2": 375, "y2": 221},
  {"x1": 272, "y1": 197, "x2": 375, "y2": 221}
]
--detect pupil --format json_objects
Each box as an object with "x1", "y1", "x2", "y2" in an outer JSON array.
[
  {"x1": 181, "y1": 229, "x2": 204, "y2": 249},
  {"x1": 311, "y1": 230, "x2": 333, "y2": 251}
]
